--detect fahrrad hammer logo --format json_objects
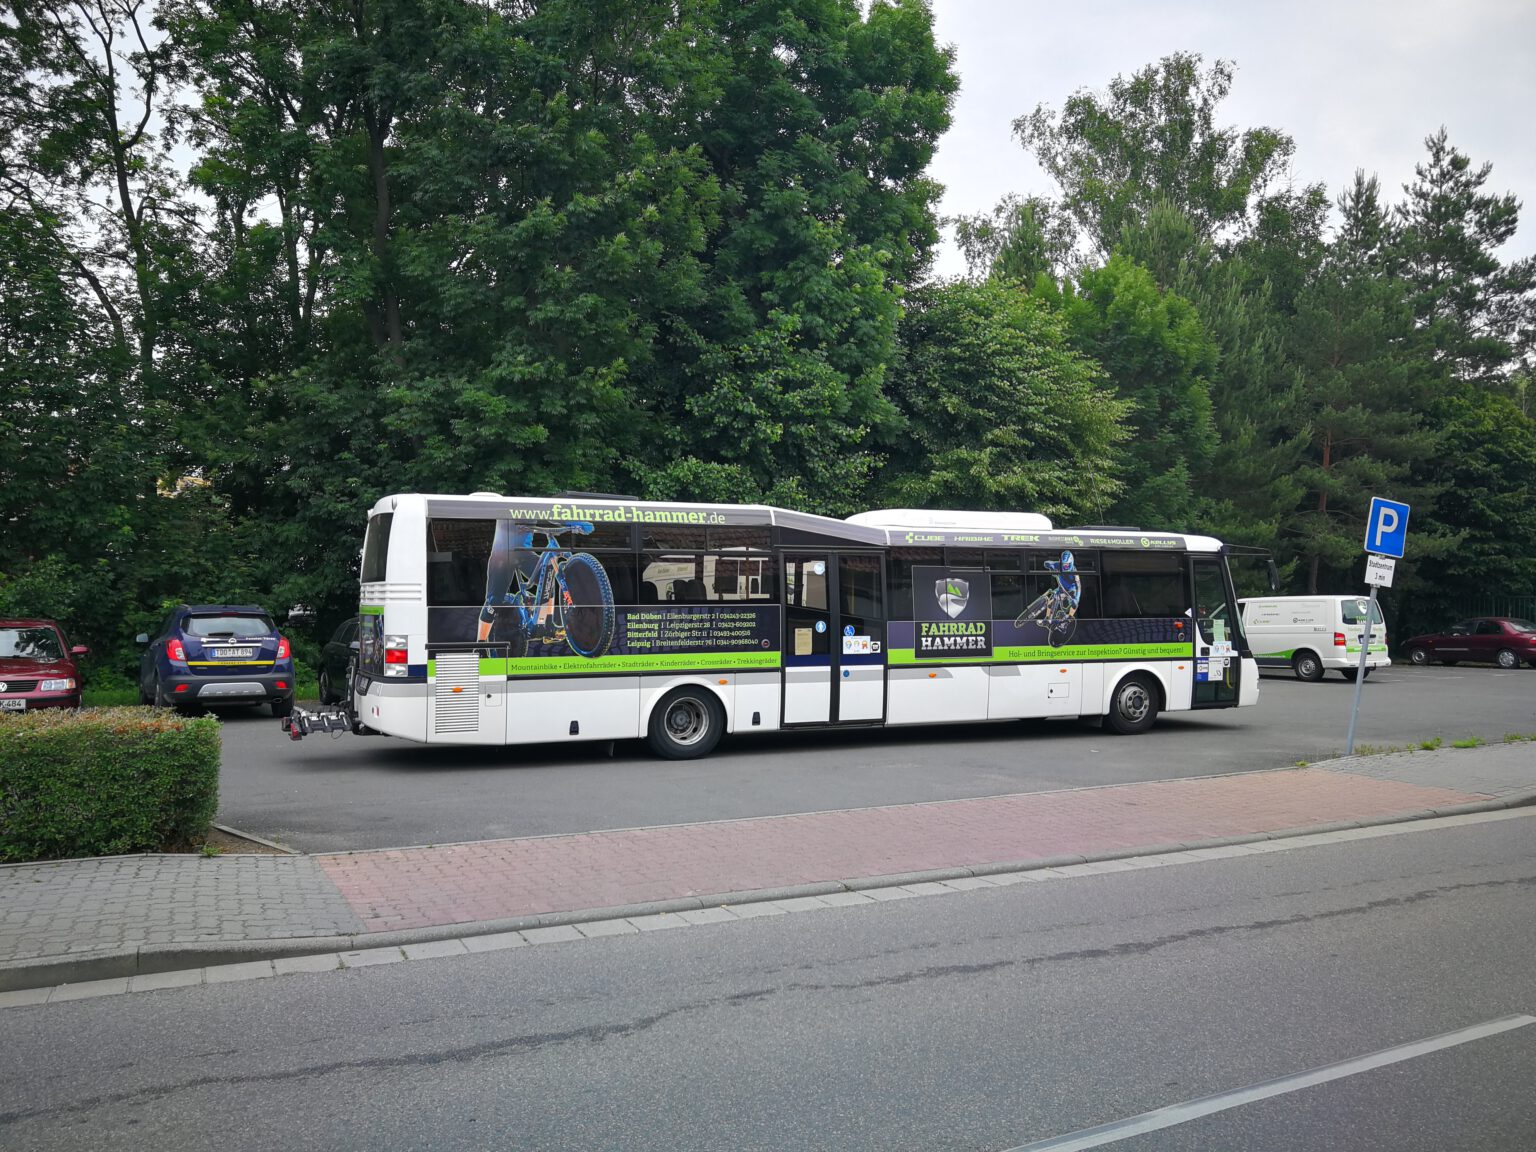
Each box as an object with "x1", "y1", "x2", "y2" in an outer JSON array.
[{"x1": 936, "y1": 578, "x2": 970, "y2": 619}]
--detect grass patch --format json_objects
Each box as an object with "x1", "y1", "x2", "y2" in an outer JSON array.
[
  {"x1": 1503, "y1": 732, "x2": 1536, "y2": 743},
  {"x1": 1419, "y1": 737, "x2": 1443, "y2": 751},
  {"x1": 1451, "y1": 735, "x2": 1486, "y2": 749}
]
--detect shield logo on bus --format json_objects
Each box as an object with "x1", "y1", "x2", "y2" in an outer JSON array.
[{"x1": 935, "y1": 577, "x2": 970, "y2": 619}]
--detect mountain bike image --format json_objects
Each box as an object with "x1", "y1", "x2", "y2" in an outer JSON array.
[
  {"x1": 482, "y1": 522, "x2": 616, "y2": 659},
  {"x1": 1014, "y1": 550, "x2": 1081, "y2": 648},
  {"x1": 1016, "y1": 587, "x2": 1078, "y2": 647}
]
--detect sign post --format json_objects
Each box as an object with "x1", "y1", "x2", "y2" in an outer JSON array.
[{"x1": 1346, "y1": 498, "x2": 1410, "y2": 756}]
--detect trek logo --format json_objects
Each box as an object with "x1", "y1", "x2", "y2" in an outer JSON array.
[{"x1": 935, "y1": 578, "x2": 971, "y2": 619}]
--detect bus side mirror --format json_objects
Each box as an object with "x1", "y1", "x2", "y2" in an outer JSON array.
[{"x1": 1267, "y1": 561, "x2": 1280, "y2": 593}]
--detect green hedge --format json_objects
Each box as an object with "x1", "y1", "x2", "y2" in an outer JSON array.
[{"x1": 0, "y1": 707, "x2": 221, "y2": 862}]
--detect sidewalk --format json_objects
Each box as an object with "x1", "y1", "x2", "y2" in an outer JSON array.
[{"x1": 3, "y1": 743, "x2": 1533, "y2": 991}]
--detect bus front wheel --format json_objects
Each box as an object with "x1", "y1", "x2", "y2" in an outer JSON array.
[
  {"x1": 648, "y1": 687, "x2": 725, "y2": 760},
  {"x1": 1104, "y1": 674, "x2": 1159, "y2": 736}
]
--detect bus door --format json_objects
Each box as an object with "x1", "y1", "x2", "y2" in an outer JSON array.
[
  {"x1": 781, "y1": 552, "x2": 887, "y2": 725},
  {"x1": 1192, "y1": 556, "x2": 1241, "y2": 707}
]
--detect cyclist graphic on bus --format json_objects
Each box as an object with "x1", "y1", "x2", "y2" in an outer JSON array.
[
  {"x1": 479, "y1": 519, "x2": 616, "y2": 658},
  {"x1": 1015, "y1": 549, "x2": 1081, "y2": 648}
]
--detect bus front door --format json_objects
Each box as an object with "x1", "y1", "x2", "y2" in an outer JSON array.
[
  {"x1": 1192, "y1": 556, "x2": 1241, "y2": 707},
  {"x1": 781, "y1": 552, "x2": 887, "y2": 725}
]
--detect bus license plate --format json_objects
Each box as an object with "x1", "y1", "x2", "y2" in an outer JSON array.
[
  {"x1": 0, "y1": 699, "x2": 25, "y2": 711},
  {"x1": 217, "y1": 648, "x2": 257, "y2": 659}
]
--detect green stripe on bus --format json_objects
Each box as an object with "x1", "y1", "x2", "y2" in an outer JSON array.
[
  {"x1": 360, "y1": 605, "x2": 385, "y2": 615},
  {"x1": 886, "y1": 642, "x2": 1192, "y2": 665},
  {"x1": 428, "y1": 653, "x2": 783, "y2": 678},
  {"x1": 1256, "y1": 649, "x2": 1296, "y2": 660}
]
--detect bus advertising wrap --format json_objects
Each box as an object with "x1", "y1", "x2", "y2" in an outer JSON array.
[{"x1": 424, "y1": 517, "x2": 780, "y2": 676}]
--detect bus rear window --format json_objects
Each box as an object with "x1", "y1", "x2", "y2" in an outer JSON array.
[{"x1": 361, "y1": 513, "x2": 394, "y2": 583}]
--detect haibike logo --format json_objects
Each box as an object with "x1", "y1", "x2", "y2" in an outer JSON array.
[{"x1": 936, "y1": 578, "x2": 970, "y2": 619}]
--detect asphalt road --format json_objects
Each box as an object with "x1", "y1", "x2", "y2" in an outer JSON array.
[
  {"x1": 215, "y1": 664, "x2": 1536, "y2": 852},
  {"x1": 3, "y1": 813, "x2": 1533, "y2": 1151}
]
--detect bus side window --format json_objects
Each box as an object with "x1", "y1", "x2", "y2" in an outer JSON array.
[{"x1": 888, "y1": 548, "x2": 942, "y2": 619}]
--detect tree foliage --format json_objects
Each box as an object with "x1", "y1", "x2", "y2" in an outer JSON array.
[{"x1": 883, "y1": 281, "x2": 1128, "y2": 519}]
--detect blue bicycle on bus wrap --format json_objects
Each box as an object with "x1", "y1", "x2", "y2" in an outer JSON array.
[{"x1": 486, "y1": 524, "x2": 616, "y2": 659}]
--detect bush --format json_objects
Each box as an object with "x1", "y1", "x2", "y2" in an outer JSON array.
[{"x1": 0, "y1": 708, "x2": 221, "y2": 862}]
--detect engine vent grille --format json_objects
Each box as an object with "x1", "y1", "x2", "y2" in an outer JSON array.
[{"x1": 432, "y1": 652, "x2": 480, "y2": 734}]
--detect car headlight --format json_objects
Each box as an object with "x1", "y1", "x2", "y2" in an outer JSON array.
[{"x1": 41, "y1": 678, "x2": 77, "y2": 692}]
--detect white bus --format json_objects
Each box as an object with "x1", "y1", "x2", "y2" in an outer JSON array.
[{"x1": 295, "y1": 494, "x2": 1258, "y2": 757}]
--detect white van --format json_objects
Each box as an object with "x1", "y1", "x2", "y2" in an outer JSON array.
[{"x1": 1238, "y1": 595, "x2": 1391, "y2": 681}]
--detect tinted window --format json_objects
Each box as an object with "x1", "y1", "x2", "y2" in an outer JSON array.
[
  {"x1": 1101, "y1": 552, "x2": 1187, "y2": 618},
  {"x1": 1475, "y1": 620, "x2": 1502, "y2": 635},
  {"x1": 1507, "y1": 619, "x2": 1536, "y2": 633},
  {"x1": 427, "y1": 519, "x2": 497, "y2": 606},
  {"x1": 1340, "y1": 598, "x2": 1384, "y2": 625},
  {"x1": 641, "y1": 553, "x2": 775, "y2": 604},
  {"x1": 361, "y1": 513, "x2": 394, "y2": 583},
  {"x1": 0, "y1": 627, "x2": 63, "y2": 660},
  {"x1": 184, "y1": 615, "x2": 274, "y2": 639}
]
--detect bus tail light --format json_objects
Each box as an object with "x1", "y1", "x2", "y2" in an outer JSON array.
[
  {"x1": 384, "y1": 635, "x2": 409, "y2": 676},
  {"x1": 1334, "y1": 632, "x2": 1346, "y2": 647},
  {"x1": 167, "y1": 638, "x2": 187, "y2": 662}
]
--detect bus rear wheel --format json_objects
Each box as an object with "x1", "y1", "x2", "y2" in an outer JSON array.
[
  {"x1": 1104, "y1": 674, "x2": 1159, "y2": 735},
  {"x1": 648, "y1": 687, "x2": 724, "y2": 760}
]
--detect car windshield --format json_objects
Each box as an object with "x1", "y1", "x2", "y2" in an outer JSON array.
[
  {"x1": 184, "y1": 614, "x2": 274, "y2": 640},
  {"x1": 1340, "y1": 598, "x2": 1384, "y2": 625},
  {"x1": 0, "y1": 627, "x2": 64, "y2": 660},
  {"x1": 1505, "y1": 619, "x2": 1535, "y2": 633}
]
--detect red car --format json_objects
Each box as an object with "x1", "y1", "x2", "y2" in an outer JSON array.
[
  {"x1": 1401, "y1": 617, "x2": 1536, "y2": 669},
  {"x1": 0, "y1": 619, "x2": 88, "y2": 712}
]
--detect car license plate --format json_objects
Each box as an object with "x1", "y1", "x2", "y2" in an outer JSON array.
[
  {"x1": 217, "y1": 647, "x2": 257, "y2": 659},
  {"x1": 0, "y1": 699, "x2": 25, "y2": 711}
]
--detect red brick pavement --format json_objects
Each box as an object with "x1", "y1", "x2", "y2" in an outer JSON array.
[{"x1": 315, "y1": 768, "x2": 1482, "y2": 933}]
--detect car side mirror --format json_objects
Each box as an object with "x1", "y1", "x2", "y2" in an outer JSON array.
[
  {"x1": 71, "y1": 645, "x2": 90, "y2": 656},
  {"x1": 135, "y1": 633, "x2": 150, "y2": 645},
  {"x1": 349, "y1": 640, "x2": 360, "y2": 650}
]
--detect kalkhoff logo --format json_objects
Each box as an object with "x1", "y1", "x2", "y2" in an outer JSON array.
[{"x1": 935, "y1": 577, "x2": 970, "y2": 619}]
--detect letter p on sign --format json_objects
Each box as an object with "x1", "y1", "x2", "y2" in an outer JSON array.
[{"x1": 1364, "y1": 496, "x2": 1410, "y2": 559}]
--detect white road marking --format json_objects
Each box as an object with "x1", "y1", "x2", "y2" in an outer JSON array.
[{"x1": 1002, "y1": 1014, "x2": 1536, "y2": 1152}]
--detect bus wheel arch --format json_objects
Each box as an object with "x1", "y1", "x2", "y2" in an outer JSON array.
[{"x1": 646, "y1": 684, "x2": 727, "y2": 760}]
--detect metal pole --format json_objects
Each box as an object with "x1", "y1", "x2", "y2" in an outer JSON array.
[{"x1": 1344, "y1": 584, "x2": 1379, "y2": 756}]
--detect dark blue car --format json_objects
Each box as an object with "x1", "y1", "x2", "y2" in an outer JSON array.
[{"x1": 137, "y1": 604, "x2": 295, "y2": 716}]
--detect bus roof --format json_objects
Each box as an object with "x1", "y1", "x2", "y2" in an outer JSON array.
[{"x1": 375, "y1": 494, "x2": 1224, "y2": 553}]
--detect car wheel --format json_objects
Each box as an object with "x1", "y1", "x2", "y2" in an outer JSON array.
[
  {"x1": 318, "y1": 667, "x2": 336, "y2": 705},
  {"x1": 1406, "y1": 647, "x2": 1429, "y2": 666},
  {"x1": 1104, "y1": 674, "x2": 1159, "y2": 735},
  {"x1": 1496, "y1": 648, "x2": 1519, "y2": 670},
  {"x1": 1292, "y1": 651, "x2": 1324, "y2": 682},
  {"x1": 647, "y1": 687, "x2": 725, "y2": 759},
  {"x1": 271, "y1": 697, "x2": 294, "y2": 718}
]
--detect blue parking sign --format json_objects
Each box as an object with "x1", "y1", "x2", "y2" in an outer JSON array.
[{"x1": 1364, "y1": 497, "x2": 1410, "y2": 558}]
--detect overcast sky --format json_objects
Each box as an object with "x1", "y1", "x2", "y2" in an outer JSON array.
[{"x1": 924, "y1": 0, "x2": 1536, "y2": 278}]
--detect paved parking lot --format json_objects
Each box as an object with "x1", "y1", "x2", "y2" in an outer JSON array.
[{"x1": 215, "y1": 665, "x2": 1534, "y2": 852}]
